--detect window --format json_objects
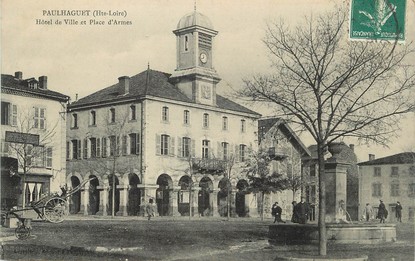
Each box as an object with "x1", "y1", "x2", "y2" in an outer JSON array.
[
  {"x1": 129, "y1": 133, "x2": 140, "y2": 155},
  {"x1": 1, "y1": 102, "x2": 17, "y2": 126},
  {"x1": 203, "y1": 113, "x2": 209, "y2": 128},
  {"x1": 45, "y1": 147, "x2": 52, "y2": 168},
  {"x1": 109, "y1": 135, "x2": 117, "y2": 156},
  {"x1": 83, "y1": 139, "x2": 88, "y2": 159},
  {"x1": 310, "y1": 164, "x2": 316, "y2": 177},
  {"x1": 122, "y1": 135, "x2": 127, "y2": 155},
  {"x1": 102, "y1": 137, "x2": 107, "y2": 157},
  {"x1": 96, "y1": 138, "x2": 101, "y2": 157},
  {"x1": 161, "y1": 135, "x2": 170, "y2": 155},
  {"x1": 391, "y1": 182, "x2": 400, "y2": 197},
  {"x1": 239, "y1": 144, "x2": 247, "y2": 162},
  {"x1": 184, "y1": 35, "x2": 189, "y2": 52},
  {"x1": 66, "y1": 141, "x2": 70, "y2": 160},
  {"x1": 162, "y1": 106, "x2": 169, "y2": 122},
  {"x1": 222, "y1": 117, "x2": 228, "y2": 130},
  {"x1": 72, "y1": 140, "x2": 81, "y2": 159},
  {"x1": 130, "y1": 105, "x2": 136, "y2": 120},
  {"x1": 241, "y1": 119, "x2": 246, "y2": 133},
  {"x1": 184, "y1": 110, "x2": 190, "y2": 125},
  {"x1": 409, "y1": 183, "x2": 415, "y2": 197},
  {"x1": 391, "y1": 166, "x2": 399, "y2": 177},
  {"x1": 90, "y1": 111, "x2": 96, "y2": 126},
  {"x1": 34, "y1": 107, "x2": 46, "y2": 129},
  {"x1": 202, "y1": 140, "x2": 210, "y2": 159},
  {"x1": 182, "y1": 137, "x2": 191, "y2": 158},
  {"x1": 374, "y1": 167, "x2": 381, "y2": 177},
  {"x1": 109, "y1": 108, "x2": 115, "y2": 123},
  {"x1": 222, "y1": 142, "x2": 228, "y2": 160},
  {"x1": 90, "y1": 138, "x2": 97, "y2": 158},
  {"x1": 372, "y1": 183, "x2": 382, "y2": 197},
  {"x1": 72, "y1": 114, "x2": 78, "y2": 128}
]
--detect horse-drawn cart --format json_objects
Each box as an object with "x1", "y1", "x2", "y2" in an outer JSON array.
[{"x1": 1, "y1": 177, "x2": 95, "y2": 239}]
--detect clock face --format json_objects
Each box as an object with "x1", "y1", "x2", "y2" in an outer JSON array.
[{"x1": 200, "y1": 52, "x2": 208, "y2": 64}]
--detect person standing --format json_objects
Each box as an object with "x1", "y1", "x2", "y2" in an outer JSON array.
[
  {"x1": 377, "y1": 200, "x2": 387, "y2": 223},
  {"x1": 291, "y1": 201, "x2": 299, "y2": 223},
  {"x1": 271, "y1": 202, "x2": 285, "y2": 223},
  {"x1": 363, "y1": 203, "x2": 373, "y2": 222},
  {"x1": 396, "y1": 201, "x2": 403, "y2": 222},
  {"x1": 146, "y1": 198, "x2": 156, "y2": 220},
  {"x1": 296, "y1": 197, "x2": 309, "y2": 224}
]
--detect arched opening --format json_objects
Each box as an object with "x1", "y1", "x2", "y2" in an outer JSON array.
[
  {"x1": 70, "y1": 176, "x2": 81, "y2": 214},
  {"x1": 128, "y1": 173, "x2": 141, "y2": 216},
  {"x1": 198, "y1": 177, "x2": 212, "y2": 216},
  {"x1": 156, "y1": 174, "x2": 172, "y2": 216},
  {"x1": 178, "y1": 176, "x2": 191, "y2": 216},
  {"x1": 218, "y1": 177, "x2": 230, "y2": 217},
  {"x1": 89, "y1": 175, "x2": 99, "y2": 215},
  {"x1": 236, "y1": 179, "x2": 249, "y2": 217},
  {"x1": 108, "y1": 175, "x2": 120, "y2": 215}
]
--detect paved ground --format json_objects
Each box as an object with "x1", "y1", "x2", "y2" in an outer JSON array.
[{"x1": 1, "y1": 216, "x2": 414, "y2": 260}]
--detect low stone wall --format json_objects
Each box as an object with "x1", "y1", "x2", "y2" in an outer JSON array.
[{"x1": 269, "y1": 223, "x2": 396, "y2": 245}]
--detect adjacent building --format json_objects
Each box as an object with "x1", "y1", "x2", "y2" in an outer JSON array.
[
  {"x1": 66, "y1": 10, "x2": 262, "y2": 217},
  {"x1": 358, "y1": 152, "x2": 415, "y2": 222},
  {"x1": 1, "y1": 72, "x2": 69, "y2": 209}
]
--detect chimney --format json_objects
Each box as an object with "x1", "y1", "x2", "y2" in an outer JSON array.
[
  {"x1": 38, "y1": 76, "x2": 48, "y2": 89},
  {"x1": 15, "y1": 71, "x2": 23, "y2": 80},
  {"x1": 118, "y1": 76, "x2": 130, "y2": 95},
  {"x1": 349, "y1": 144, "x2": 354, "y2": 152},
  {"x1": 369, "y1": 154, "x2": 375, "y2": 161}
]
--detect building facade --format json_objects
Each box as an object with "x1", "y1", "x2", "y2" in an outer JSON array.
[
  {"x1": 1, "y1": 72, "x2": 69, "y2": 209},
  {"x1": 257, "y1": 118, "x2": 311, "y2": 220},
  {"x1": 358, "y1": 152, "x2": 415, "y2": 222},
  {"x1": 66, "y1": 11, "x2": 262, "y2": 217}
]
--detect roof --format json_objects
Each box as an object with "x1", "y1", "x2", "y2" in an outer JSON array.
[
  {"x1": 358, "y1": 152, "x2": 415, "y2": 166},
  {"x1": 1, "y1": 74, "x2": 69, "y2": 102},
  {"x1": 258, "y1": 117, "x2": 311, "y2": 157},
  {"x1": 177, "y1": 11, "x2": 214, "y2": 30},
  {"x1": 69, "y1": 69, "x2": 260, "y2": 116}
]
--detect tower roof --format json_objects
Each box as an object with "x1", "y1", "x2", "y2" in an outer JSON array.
[{"x1": 177, "y1": 11, "x2": 214, "y2": 30}]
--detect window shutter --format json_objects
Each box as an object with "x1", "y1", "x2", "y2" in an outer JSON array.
[
  {"x1": 66, "y1": 142, "x2": 70, "y2": 160},
  {"x1": 217, "y1": 142, "x2": 222, "y2": 160},
  {"x1": 235, "y1": 144, "x2": 240, "y2": 162},
  {"x1": 46, "y1": 147, "x2": 52, "y2": 168},
  {"x1": 170, "y1": 136, "x2": 175, "y2": 157},
  {"x1": 34, "y1": 107, "x2": 39, "y2": 128},
  {"x1": 11, "y1": 104, "x2": 17, "y2": 126},
  {"x1": 102, "y1": 137, "x2": 107, "y2": 157},
  {"x1": 97, "y1": 138, "x2": 101, "y2": 157},
  {"x1": 83, "y1": 138, "x2": 88, "y2": 159},
  {"x1": 156, "y1": 134, "x2": 161, "y2": 155},
  {"x1": 122, "y1": 135, "x2": 127, "y2": 155},
  {"x1": 191, "y1": 139, "x2": 195, "y2": 157},
  {"x1": 116, "y1": 136, "x2": 120, "y2": 156},
  {"x1": 77, "y1": 140, "x2": 81, "y2": 159},
  {"x1": 40, "y1": 108, "x2": 46, "y2": 129},
  {"x1": 178, "y1": 137, "x2": 182, "y2": 158}
]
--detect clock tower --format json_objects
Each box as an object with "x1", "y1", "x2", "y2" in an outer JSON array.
[{"x1": 170, "y1": 10, "x2": 221, "y2": 106}]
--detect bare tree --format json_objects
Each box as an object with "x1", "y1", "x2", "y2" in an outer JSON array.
[
  {"x1": 237, "y1": 7, "x2": 415, "y2": 255},
  {"x1": 7, "y1": 108, "x2": 59, "y2": 208}
]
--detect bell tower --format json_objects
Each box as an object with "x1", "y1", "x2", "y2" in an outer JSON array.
[{"x1": 170, "y1": 10, "x2": 221, "y2": 106}]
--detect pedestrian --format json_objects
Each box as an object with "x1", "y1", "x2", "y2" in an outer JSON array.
[
  {"x1": 291, "y1": 201, "x2": 299, "y2": 223},
  {"x1": 396, "y1": 201, "x2": 402, "y2": 222},
  {"x1": 271, "y1": 202, "x2": 286, "y2": 223},
  {"x1": 363, "y1": 203, "x2": 373, "y2": 222},
  {"x1": 296, "y1": 197, "x2": 309, "y2": 224},
  {"x1": 377, "y1": 200, "x2": 387, "y2": 223},
  {"x1": 146, "y1": 198, "x2": 156, "y2": 220}
]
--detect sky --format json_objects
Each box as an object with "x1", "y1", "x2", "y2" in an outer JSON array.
[{"x1": 2, "y1": 0, "x2": 414, "y2": 162}]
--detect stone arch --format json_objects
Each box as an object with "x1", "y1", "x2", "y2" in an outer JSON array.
[
  {"x1": 156, "y1": 174, "x2": 173, "y2": 216},
  {"x1": 128, "y1": 173, "x2": 141, "y2": 216},
  {"x1": 69, "y1": 176, "x2": 81, "y2": 214},
  {"x1": 198, "y1": 176, "x2": 213, "y2": 216},
  {"x1": 178, "y1": 175, "x2": 192, "y2": 216},
  {"x1": 218, "y1": 177, "x2": 231, "y2": 217},
  {"x1": 88, "y1": 174, "x2": 100, "y2": 215},
  {"x1": 236, "y1": 179, "x2": 249, "y2": 217}
]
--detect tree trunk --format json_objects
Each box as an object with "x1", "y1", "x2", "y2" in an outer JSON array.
[{"x1": 317, "y1": 142, "x2": 327, "y2": 255}]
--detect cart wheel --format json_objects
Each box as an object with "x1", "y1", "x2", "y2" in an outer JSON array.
[
  {"x1": 15, "y1": 226, "x2": 31, "y2": 240},
  {"x1": 43, "y1": 197, "x2": 68, "y2": 223}
]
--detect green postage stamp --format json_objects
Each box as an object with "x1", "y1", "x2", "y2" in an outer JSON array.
[{"x1": 350, "y1": 0, "x2": 406, "y2": 42}]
